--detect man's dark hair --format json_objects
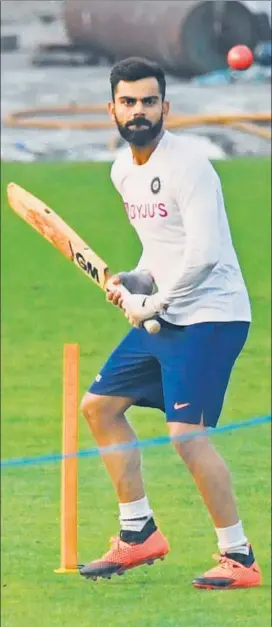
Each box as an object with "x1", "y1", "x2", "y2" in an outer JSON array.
[{"x1": 110, "y1": 57, "x2": 166, "y2": 101}]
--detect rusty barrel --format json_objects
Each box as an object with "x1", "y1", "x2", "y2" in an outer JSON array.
[{"x1": 63, "y1": 0, "x2": 259, "y2": 76}]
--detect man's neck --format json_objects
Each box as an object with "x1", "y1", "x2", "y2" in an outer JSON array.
[{"x1": 130, "y1": 130, "x2": 165, "y2": 166}]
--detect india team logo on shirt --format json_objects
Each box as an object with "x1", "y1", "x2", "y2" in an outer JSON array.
[{"x1": 151, "y1": 177, "x2": 161, "y2": 194}]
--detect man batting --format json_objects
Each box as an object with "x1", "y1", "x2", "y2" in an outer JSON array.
[{"x1": 79, "y1": 57, "x2": 261, "y2": 589}]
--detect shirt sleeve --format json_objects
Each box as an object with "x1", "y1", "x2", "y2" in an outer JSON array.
[
  {"x1": 110, "y1": 160, "x2": 122, "y2": 195},
  {"x1": 160, "y1": 157, "x2": 221, "y2": 305},
  {"x1": 110, "y1": 149, "x2": 129, "y2": 195},
  {"x1": 134, "y1": 251, "x2": 151, "y2": 273},
  {"x1": 111, "y1": 158, "x2": 154, "y2": 280}
]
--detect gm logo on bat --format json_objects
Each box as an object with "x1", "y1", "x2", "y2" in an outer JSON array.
[
  {"x1": 76, "y1": 252, "x2": 100, "y2": 283},
  {"x1": 69, "y1": 241, "x2": 100, "y2": 284}
]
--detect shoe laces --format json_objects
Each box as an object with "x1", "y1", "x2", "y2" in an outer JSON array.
[
  {"x1": 212, "y1": 553, "x2": 240, "y2": 569},
  {"x1": 100, "y1": 536, "x2": 122, "y2": 560},
  {"x1": 109, "y1": 536, "x2": 121, "y2": 548}
]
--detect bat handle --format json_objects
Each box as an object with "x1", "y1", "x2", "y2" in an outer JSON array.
[
  {"x1": 106, "y1": 280, "x2": 161, "y2": 335},
  {"x1": 142, "y1": 318, "x2": 161, "y2": 335}
]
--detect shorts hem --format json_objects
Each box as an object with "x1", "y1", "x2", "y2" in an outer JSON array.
[{"x1": 166, "y1": 414, "x2": 218, "y2": 428}]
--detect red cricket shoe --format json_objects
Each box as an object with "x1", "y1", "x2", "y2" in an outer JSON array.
[
  {"x1": 80, "y1": 520, "x2": 169, "y2": 580},
  {"x1": 193, "y1": 545, "x2": 262, "y2": 590}
]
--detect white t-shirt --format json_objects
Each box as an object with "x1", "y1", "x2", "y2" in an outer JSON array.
[{"x1": 111, "y1": 130, "x2": 251, "y2": 325}]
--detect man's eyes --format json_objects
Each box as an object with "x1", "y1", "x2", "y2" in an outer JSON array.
[{"x1": 122, "y1": 98, "x2": 157, "y2": 105}]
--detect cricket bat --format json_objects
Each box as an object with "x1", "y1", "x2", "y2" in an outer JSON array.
[{"x1": 7, "y1": 183, "x2": 161, "y2": 334}]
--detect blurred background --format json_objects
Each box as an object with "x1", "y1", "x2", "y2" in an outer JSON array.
[{"x1": 1, "y1": 0, "x2": 271, "y2": 161}]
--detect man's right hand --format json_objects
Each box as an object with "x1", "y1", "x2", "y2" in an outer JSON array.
[{"x1": 106, "y1": 275, "x2": 124, "y2": 308}]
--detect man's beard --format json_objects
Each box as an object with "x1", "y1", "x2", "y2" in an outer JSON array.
[{"x1": 115, "y1": 113, "x2": 164, "y2": 147}]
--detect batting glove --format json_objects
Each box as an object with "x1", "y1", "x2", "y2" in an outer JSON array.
[{"x1": 122, "y1": 293, "x2": 167, "y2": 327}]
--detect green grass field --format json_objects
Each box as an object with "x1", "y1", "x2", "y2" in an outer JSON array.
[{"x1": 1, "y1": 159, "x2": 271, "y2": 627}]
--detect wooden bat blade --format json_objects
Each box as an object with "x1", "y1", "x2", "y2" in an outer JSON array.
[
  {"x1": 7, "y1": 182, "x2": 108, "y2": 289},
  {"x1": 7, "y1": 182, "x2": 161, "y2": 335}
]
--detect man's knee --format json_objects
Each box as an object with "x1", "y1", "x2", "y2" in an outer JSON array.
[
  {"x1": 80, "y1": 392, "x2": 109, "y2": 424},
  {"x1": 80, "y1": 392, "x2": 134, "y2": 427},
  {"x1": 168, "y1": 422, "x2": 208, "y2": 465}
]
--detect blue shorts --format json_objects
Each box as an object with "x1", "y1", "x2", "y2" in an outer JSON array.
[{"x1": 89, "y1": 320, "x2": 250, "y2": 427}]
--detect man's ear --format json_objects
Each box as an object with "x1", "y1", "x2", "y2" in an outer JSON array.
[
  {"x1": 107, "y1": 101, "x2": 115, "y2": 123},
  {"x1": 163, "y1": 100, "x2": 170, "y2": 119}
]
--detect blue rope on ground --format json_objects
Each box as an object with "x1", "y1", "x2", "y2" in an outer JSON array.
[{"x1": 1, "y1": 414, "x2": 271, "y2": 470}]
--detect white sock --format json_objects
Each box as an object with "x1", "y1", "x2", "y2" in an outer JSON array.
[
  {"x1": 119, "y1": 496, "x2": 153, "y2": 532},
  {"x1": 215, "y1": 520, "x2": 249, "y2": 555}
]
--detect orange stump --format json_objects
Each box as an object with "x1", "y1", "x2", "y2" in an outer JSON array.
[{"x1": 55, "y1": 344, "x2": 79, "y2": 574}]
